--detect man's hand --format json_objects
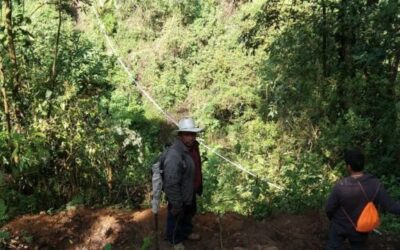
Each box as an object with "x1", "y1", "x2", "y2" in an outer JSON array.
[{"x1": 171, "y1": 207, "x2": 183, "y2": 217}]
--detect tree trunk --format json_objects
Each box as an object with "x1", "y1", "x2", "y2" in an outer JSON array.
[
  {"x1": 47, "y1": 0, "x2": 63, "y2": 119},
  {"x1": 105, "y1": 161, "x2": 113, "y2": 200},
  {"x1": 4, "y1": 0, "x2": 20, "y2": 92},
  {"x1": 0, "y1": 59, "x2": 12, "y2": 136},
  {"x1": 2, "y1": 0, "x2": 21, "y2": 171},
  {"x1": 333, "y1": 0, "x2": 356, "y2": 117},
  {"x1": 389, "y1": 51, "x2": 399, "y2": 85},
  {"x1": 3, "y1": 0, "x2": 23, "y2": 128},
  {"x1": 322, "y1": 0, "x2": 327, "y2": 77},
  {"x1": 0, "y1": 88, "x2": 12, "y2": 137},
  {"x1": 0, "y1": 58, "x2": 14, "y2": 174}
]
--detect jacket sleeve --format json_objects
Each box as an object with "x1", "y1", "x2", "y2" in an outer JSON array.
[
  {"x1": 326, "y1": 184, "x2": 340, "y2": 220},
  {"x1": 375, "y1": 185, "x2": 400, "y2": 215},
  {"x1": 163, "y1": 150, "x2": 183, "y2": 209}
]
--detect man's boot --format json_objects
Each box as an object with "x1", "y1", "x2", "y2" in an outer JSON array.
[
  {"x1": 173, "y1": 242, "x2": 185, "y2": 250},
  {"x1": 187, "y1": 233, "x2": 201, "y2": 241}
]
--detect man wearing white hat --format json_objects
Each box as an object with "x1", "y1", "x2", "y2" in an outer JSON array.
[{"x1": 164, "y1": 117, "x2": 204, "y2": 249}]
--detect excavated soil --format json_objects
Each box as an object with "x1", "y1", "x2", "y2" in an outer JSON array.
[{"x1": 1, "y1": 207, "x2": 399, "y2": 249}]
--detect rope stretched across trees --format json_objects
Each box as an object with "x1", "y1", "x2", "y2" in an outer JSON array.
[
  {"x1": 90, "y1": 2, "x2": 389, "y2": 238},
  {"x1": 91, "y1": 4, "x2": 284, "y2": 191}
]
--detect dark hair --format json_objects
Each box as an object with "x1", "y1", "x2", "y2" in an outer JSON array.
[{"x1": 344, "y1": 148, "x2": 364, "y2": 171}]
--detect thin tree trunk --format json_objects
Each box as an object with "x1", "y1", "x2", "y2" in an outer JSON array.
[
  {"x1": 2, "y1": 0, "x2": 20, "y2": 171},
  {"x1": 105, "y1": 161, "x2": 113, "y2": 200},
  {"x1": 4, "y1": 0, "x2": 20, "y2": 92},
  {"x1": 3, "y1": 0, "x2": 23, "y2": 129},
  {"x1": 389, "y1": 51, "x2": 399, "y2": 85},
  {"x1": 322, "y1": 0, "x2": 327, "y2": 77},
  {"x1": 0, "y1": 57, "x2": 12, "y2": 137},
  {"x1": 334, "y1": 0, "x2": 355, "y2": 116},
  {"x1": 0, "y1": 89, "x2": 12, "y2": 137},
  {"x1": 50, "y1": 0, "x2": 62, "y2": 85},
  {"x1": 47, "y1": 0, "x2": 62, "y2": 119},
  {"x1": 337, "y1": 0, "x2": 355, "y2": 77}
]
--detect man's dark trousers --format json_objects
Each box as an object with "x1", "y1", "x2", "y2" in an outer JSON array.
[
  {"x1": 166, "y1": 196, "x2": 197, "y2": 244},
  {"x1": 326, "y1": 222, "x2": 368, "y2": 250}
]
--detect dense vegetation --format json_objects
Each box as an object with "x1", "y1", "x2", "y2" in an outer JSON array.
[{"x1": 0, "y1": 0, "x2": 399, "y2": 229}]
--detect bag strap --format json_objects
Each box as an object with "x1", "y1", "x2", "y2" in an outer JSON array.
[
  {"x1": 341, "y1": 207, "x2": 357, "y2": 228},
  {"x1": 372, "y1": 183, "x2": 381, "y2": 201},
  {"x1": 357, "y1": 181, "x2": 381, "y2": 202},
  {"x1": 341, "y1": 181, "x2": 381, "y2": 229}
]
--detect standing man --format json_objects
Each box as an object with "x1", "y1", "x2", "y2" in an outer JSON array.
[
  {"x1": 325, "y1": 148, "x2": 400, "y2": 250},
  {"x1": 164, "y1": 117, "x2": 203, "y2": 249}
]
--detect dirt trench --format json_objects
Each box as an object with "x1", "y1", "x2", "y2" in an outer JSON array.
[{"x1": 1, "y1": 207, "x2": 399, "y2": 249}]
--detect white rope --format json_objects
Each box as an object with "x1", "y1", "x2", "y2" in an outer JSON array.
[
  {"x1": 91, "y1": 5, "x2": 284, "y2": 190},
  {"x1": 92, "y1": 6, "x2": 178, "y2": 126},
  {"x1": 198, "y1": 141, "x2": 283, "y2": 190}
]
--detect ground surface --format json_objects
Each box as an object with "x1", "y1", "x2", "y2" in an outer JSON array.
[{"x1": 1, "y1": 207, "x2": 399, "y2": 249}]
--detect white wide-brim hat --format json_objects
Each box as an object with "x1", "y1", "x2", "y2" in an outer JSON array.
[{"x1": 176, "y1": 117, "x2": 204, "y2": 133}]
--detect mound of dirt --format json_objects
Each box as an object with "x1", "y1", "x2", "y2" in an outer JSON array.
[{"x1": 1, "y1": 207, "x2": 399, "y2": 249}]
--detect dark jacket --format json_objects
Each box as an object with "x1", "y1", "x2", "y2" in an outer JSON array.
[
  {"x1": 326, "y1": 174, "x2": 400, "y2": 231},
  {"x1": 163, "y1": 139, "x2": 195, "y2": 209}
]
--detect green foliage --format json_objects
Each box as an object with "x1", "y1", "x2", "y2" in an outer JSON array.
[
  {"x1": 66, "y1": 195, "x2": 84, "y2": 208},
  {"x1": 0, "y1": 0, "x2": 399, "y2": 225},
  {"x1": 381, "y1": 214, "x2": 400, "y2": 233},
  {"x1": 103, "y1": 243, "x2": 112, "y2": 250},
  {"x1": 271, "y1": 152, "x2": 334, "y2": 212},
  {"x1": 0, "y1": 199, "x2": 8, "y2": 223},
  {"x1": 140, "y1": 235, "x2": 152, "y2": 250},
  {"x1": 0, "y1": 0, "x2": 162, "y2": 219},
  {"x1": 103, "y1": 0, "x2": 399, "y2": 217},
  {"x1": 0, "y1": 230, "x2": 10, "y2": 248},
  {"x1": 97, "y1": 0, "x2": 118, "y2": 34}
]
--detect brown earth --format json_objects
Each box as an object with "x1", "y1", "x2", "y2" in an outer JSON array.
[{"x1": 1, "y1": 207, "x2": 399, "y2": 250}]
